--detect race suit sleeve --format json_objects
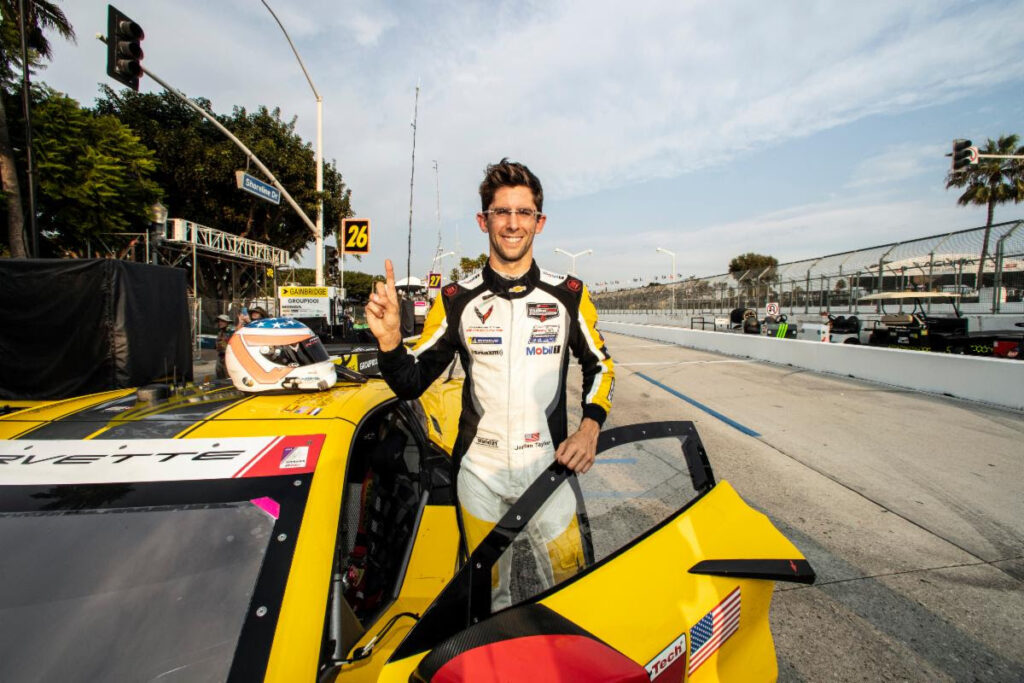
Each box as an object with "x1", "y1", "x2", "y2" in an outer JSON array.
[
  {"x1": 568, "y1": 285, "x2": 615, "y2": 425},
  {"x1": 377, "y1": 295, "x2": 457, "y2": 400}
]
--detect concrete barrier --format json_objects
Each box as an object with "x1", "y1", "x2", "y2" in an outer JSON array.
[{"x1": 601, "y1": 317, "x2": 1024, "y2": 411}]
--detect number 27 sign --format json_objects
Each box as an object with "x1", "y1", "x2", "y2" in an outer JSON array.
[{"x1": 341, "y1": 218, "x2": 370, "y2": 254}]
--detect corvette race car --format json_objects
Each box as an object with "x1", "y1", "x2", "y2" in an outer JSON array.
[{"x1": 0, "y1": 368, "x2": 814, "y2": 682}]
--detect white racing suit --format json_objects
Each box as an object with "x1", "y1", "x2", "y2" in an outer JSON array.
[{"x1": 377, "y1": 261, "x2": 615, "y2": 608}]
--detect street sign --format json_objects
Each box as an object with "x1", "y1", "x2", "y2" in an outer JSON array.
[
  {"x1": 235, "y1": 171, "x2": 281, "y2": 205},
  {"x1": 427, "y1": 272, "x2": 442, "y2": 289},
  {"x1": 341, "y1": 218, "x2": 370, "y2": 254},
  {"x1": 766, "y1": 302, "x2": 780, "y2": 317}
]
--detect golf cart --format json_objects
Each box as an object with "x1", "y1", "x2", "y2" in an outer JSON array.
[{"x1": 859, "y1": 292, "x2": 1023, "y2": 358}]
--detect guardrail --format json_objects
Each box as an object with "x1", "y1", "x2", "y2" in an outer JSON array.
[{"x1": 601, "y1": 317, "x2": 1024, "y2": 411}]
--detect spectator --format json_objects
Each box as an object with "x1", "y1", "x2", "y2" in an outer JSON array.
[{"x1": 215, "y1": 314, "x2": 233, "y2": 379}]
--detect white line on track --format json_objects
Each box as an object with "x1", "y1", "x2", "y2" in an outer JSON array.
[
  {"x1": 608, "y1": 343, "x2": 679, "y2": 349},
  {"x1": 615, "y1": 360, "x2": 756, "y2": 367}
]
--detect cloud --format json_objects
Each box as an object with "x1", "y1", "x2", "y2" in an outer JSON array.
[
  {"x1": 846, "y1": 143, "x2": 949, "y2": 189},
  {"x1": 577, "y1": 193, "x2": 1005, "y2": 281}
]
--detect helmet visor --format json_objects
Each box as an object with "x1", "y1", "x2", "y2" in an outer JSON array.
[{"x1": 259, "y1": 336, "x2": 330, "y2": 367}]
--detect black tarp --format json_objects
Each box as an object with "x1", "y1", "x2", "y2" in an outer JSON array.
[{"x1": 0, "y1": 259, "x2": 192, "y2": 400}]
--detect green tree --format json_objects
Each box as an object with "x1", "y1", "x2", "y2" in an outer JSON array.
[
  {"x1": 22, "y1": 88, "x2": 161, "y2": 255},
  {"x1": 945, "y1": 134, "x2": 1024, "y2": 289},
  {"x1": 339, "y1": 270, "x2": 375, "y2": 301},
  {"x1": 0, "y1": 0, "x2": 75, "y2": 257},
  {"x1": 93, "y1": 88, "x2": 353, "y2": 256},
  {"x1": 457, "y1": 253, "x2": 488, "y2": 278}
]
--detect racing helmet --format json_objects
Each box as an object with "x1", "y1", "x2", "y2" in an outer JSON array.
[{"x1": 225, "y1": 318, "x2": 336, "y2": 393}]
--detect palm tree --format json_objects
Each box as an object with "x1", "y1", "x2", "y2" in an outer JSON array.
[
  {"x1": 0, "y1": 0, "x2": 75, "y2": 257},
  {"x1": 945, "y1": 134, "x2": 1024, "y2": 291}
]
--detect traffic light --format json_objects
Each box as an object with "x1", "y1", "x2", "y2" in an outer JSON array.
[
  {"x1": 106, "y1": 5, "x2": 144, "y2": 91},
  {"x1": 951, "y1": 139, "x2": 978, "y2": 172},
  {"x1": 325, "y1": 246, "x2": 339, "y2": 278}
]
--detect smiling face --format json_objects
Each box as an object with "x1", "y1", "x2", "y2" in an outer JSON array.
[{"x1": 477, "y1": 185, "x2": 547, "y2": 275}]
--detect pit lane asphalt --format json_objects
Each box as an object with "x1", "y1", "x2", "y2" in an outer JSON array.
[{"x1": 567, "y1": 332, "x2": 1024, "y2": 682}]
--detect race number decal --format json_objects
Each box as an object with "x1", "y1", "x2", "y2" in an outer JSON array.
[
  {"x1": 427, "y1": 272, "x2": 442, "y2": 288},
  {"x1": 342, "y1": 218, "x2": 371, "y2": 254}
]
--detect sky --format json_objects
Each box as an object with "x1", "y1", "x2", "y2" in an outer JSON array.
[{"x1": 40, "y1": 0, "x2": 1024, "y2": 287}]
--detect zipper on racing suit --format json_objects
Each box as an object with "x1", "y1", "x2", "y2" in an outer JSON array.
[{"x1": 505, "y1": 296, "x2": 514, "y2": 485}]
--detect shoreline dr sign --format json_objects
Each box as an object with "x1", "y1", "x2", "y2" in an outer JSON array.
[
  {"x1": 278, "y1": 286, "x2": 334, "y2": 319},
  {"x1": 235, "y1": 171, "x2": 281, "y2": 205}
]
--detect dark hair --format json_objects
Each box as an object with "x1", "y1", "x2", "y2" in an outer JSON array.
[{"x1": 479, "y1": 158, "x2": 544, "y2": 212}]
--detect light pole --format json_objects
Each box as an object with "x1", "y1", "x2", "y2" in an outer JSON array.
[
  {"x1": 656, "y1": 247, "x2": 677, "y2": 314},
  {"x1": 553, "y1": 248, "x2": 592, "y2": 275},
  {"x1": 262, "y1": 0, "x2": 324, "y2": 286},
  {"x1": 435, "y1": 250, "x2": 455, "y2": 286}
]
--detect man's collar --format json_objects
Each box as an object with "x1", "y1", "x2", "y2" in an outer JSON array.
[{"x1": 482, "y1": 260, "x2": 539, "y2": 298}]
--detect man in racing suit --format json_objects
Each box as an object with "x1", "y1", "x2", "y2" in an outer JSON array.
[{"x1": 366, "y1": 158, "x2": 614, "y2": 609}]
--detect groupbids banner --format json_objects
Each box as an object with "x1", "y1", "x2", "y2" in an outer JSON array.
[{"x1": 0, "y1": 434, "x2": 326, "y2": 485}]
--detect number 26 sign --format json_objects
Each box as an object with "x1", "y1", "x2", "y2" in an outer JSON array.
[{"x1": 341, "y1": 218, "x2": 370, "y2": 254}]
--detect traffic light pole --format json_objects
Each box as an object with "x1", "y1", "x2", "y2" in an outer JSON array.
[{"x1": 100, "y1": 36, "x2": 324, "y2": 286}]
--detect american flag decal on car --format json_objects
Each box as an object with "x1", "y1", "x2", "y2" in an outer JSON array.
[{"x1": 688, "y1": 587, "x2": 741, "y2": 675}]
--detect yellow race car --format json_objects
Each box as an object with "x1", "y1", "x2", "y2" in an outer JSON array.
[{"x1": 0, "y1": 370, "x2": 813, "y2": 682}]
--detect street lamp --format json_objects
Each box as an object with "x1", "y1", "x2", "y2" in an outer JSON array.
[
  {"x1": 553, "y1": 248, "x2": 592, "y2": 275},
  {"x1": 262, "y1": 0, "x2": 324, "y2": 286},
  {"x1": 656, "y1": 247, "x2": 677, "y2": 314}
]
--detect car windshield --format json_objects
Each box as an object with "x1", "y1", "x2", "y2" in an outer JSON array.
[
  {"x1": 0, "y1": 503, "x2": 272, "y2": 682},
  {"x1": 505, "y1": 422, "x2": 708, "y2": 604},
  {"x1": 0, "y1": 477, "x2": 306, "y2": 682}
]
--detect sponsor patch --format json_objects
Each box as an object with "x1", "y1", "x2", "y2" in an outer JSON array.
[
  {"x1": 472, "y1": 349, "x2": 503, "y2": 356},
  {"x1": 646, "y1": 632, "x2": 687, "y2": 681},
  {"x1": 527, "y1": 302, "x2": 559, "y2": 321},
  {"x1": 467, "y1": 325, "x2": 503, "y2": 333},
  {"x1": 566, "y1": 278, "x2": 582, "y2": 292},
  {"x1": 529, "y1": 324, "x2": 559, "y2": 343},
  {"x1": 468, "y1": 336, "x2": 502, "y2": 345},
  {"x1": 280, "y1": 445, "x2": 309, "y2": 469},
  {"x1": 509, "y1": 284, "x2": 527, "y2": 293},
  {"x1": 474, "y1": 436, "x2": 499, "y2": 448},
  {"x1": 443, "y1": 284, "x2": 458, "y2": 296},
  {"x1": 526, "y1": 345, "x2": 561, "y2": 356},
  {"x1": 474, "y1": 304, "x2": 494, "y2": 324}
]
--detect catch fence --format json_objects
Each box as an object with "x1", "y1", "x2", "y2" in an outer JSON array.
[{"x1": 593, "y1": 220, "x2": 1024, "y2": 316}]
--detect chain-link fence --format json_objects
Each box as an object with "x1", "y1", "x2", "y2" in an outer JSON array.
[
  {"x1": 189, "y1": 297, "x2": 280, "y2": 356},
  {"x1": 593, "y1": 220, "x2": 1024, "y2": 316}
]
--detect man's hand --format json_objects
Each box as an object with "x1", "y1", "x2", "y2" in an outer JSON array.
[
  {"x1": 365, "y1": 259, "x2": 403, "y2": 351},
  {"x1": 555, "y1": 417, "x2": 601, "y2": 474}
]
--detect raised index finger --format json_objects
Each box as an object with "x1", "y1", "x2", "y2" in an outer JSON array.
[{"x1": 384, "y1": 259, "x2": 398, "y2": 301}]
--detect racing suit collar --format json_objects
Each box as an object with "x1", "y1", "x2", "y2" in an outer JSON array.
[{"x1": 482, "y1": 260, "x2": 539, "y2": 299}]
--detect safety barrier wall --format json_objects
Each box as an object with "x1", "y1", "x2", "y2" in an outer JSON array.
[{"x1": 600, "y1": 317, "x2": 1024, "y2": 411}]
